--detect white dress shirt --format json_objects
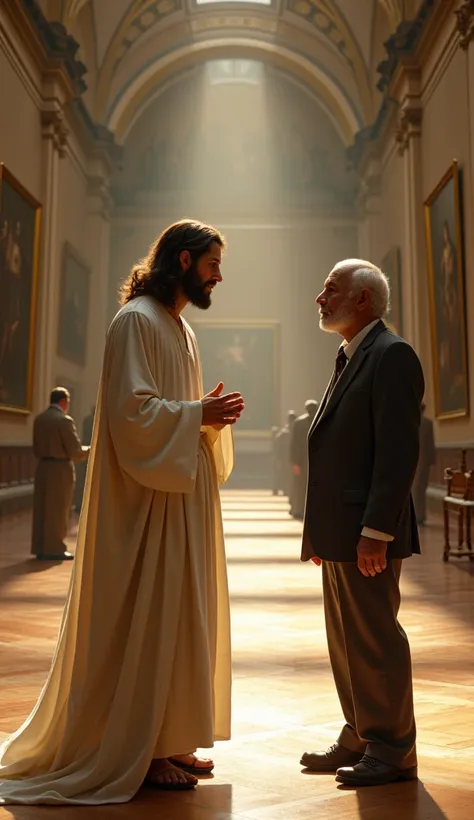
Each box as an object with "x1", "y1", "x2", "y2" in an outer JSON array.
[{"x1": 341, "y1": 320, "x2": 394, "y2": 543}]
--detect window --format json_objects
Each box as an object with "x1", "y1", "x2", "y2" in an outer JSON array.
[
  {"x1": 206, "y1": 59, "x2": 263, "y2": 85},
  {"x1": 197, "y1": 0, "x2": 271, "y2": 5}
]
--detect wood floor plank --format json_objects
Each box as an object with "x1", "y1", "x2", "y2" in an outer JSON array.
[{"x1": 0, "y1": 493, "x2": 473, "y2": 818}]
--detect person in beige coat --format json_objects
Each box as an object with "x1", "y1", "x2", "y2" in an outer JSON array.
[
  {"x1": 31, "y1": 387, "x2": 90, "y2": 560},
  {"x1": 0, "y1": 219, "x2": 244, "y2": 805}
]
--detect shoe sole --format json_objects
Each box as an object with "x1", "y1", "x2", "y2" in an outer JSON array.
[
  {"x1": 300, "y1": 758, "x2": 361, "y2": 773},
  {"x1": 335, "y1": 766, "x2": 418, "y2": 786}
]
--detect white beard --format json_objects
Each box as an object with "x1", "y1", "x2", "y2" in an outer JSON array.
[{"x1": 319, "y1": 297, "x2": 354, "y2": 333}]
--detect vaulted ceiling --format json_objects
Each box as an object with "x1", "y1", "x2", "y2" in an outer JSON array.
[{"x1": 42, "y1": 0, "x2": 425, "y2": 144}]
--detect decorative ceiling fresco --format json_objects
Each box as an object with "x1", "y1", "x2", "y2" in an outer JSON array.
[{"x1": 44, "y1": 0, "x2": 426, "y2": 144}]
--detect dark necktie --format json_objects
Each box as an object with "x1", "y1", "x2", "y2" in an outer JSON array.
[{"x1": 334, "y1": 346, "x2": 348, "y2": 384}]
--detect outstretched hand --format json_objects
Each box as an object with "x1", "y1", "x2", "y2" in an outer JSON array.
[{"x1": 202, "y1": 382, "x2": 245, "y2": 428}]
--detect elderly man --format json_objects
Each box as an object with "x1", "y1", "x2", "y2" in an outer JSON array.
[{"x1": 300, "y1": 259, "x2": 424, "y2": 787}]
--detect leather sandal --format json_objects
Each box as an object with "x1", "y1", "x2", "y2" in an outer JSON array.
[{"x1": 168, "y1": 755, "x2": 214, "y2": 776}]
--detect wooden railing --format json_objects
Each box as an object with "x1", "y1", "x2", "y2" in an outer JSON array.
[{"x1": 0, "y1": 445, "x2": 35, "y2": 516}]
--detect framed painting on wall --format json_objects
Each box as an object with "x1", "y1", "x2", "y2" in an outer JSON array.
[
  {"x1": 424, "y1": 160, "x2": 469, "y2": 420},
  {"x1": 380, "y1": 246, "x2": 403, "y2": 336},
  {"x1": 57, "y1": 242, "x2": 90, "y2": 366},
  {"x1": 0, "y1": 164, "x2": 42, "y2": 414},
  {"x1": 190, "y1": 320, "x2": 280, "y2": 434}
]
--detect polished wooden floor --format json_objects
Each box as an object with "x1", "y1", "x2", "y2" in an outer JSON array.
[{"x1": 0, "y1": 491, "x2": 473, "y2": 819}]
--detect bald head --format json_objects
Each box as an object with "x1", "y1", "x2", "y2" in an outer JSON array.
[{"x1": 316, "y1": 258, "x2": 390, "y2": 341}]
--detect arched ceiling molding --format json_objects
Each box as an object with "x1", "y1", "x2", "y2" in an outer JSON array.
[
  {"x1": 106, "y1": 37, "x2": 362, "y2": 145},
  {"x1": 94, "y1": 0, "x2": 373, "y2": 123},
  {"x1": 286, "y1": 0, "x2": 373, "y2": 121},
  {"x1": 64, "y1": 0, "x2": 91, "y2": 24},
  {"x1": 377, "y1": 0, "x2": 403, "y2": 28},
  {"x1": 120, "y1": 60, "x2": 349, "y2": 146},
  {"x1": 95, "y1": 0, "x2": 185, "y2": 120}
]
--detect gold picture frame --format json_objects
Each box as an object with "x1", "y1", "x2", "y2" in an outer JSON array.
[
  {"x1": 189, "y1": 319, "x2": 280, "y2": 436},
  {"x1": 424, "y1": 160, "x2": 469, "y2": 420},
  {"x1": 0, "y1": 164, "x2": 42, "y2": 415}
]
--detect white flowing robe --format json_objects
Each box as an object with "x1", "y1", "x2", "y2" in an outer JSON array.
[{"x1": 0, "y1": 296, "x2": 234, "y2": 805}]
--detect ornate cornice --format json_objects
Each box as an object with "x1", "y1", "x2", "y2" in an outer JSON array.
[
  {"x1": 455, "y1": 0, "x2": 474, "y2": 50},
  {"x1": 41, "y1": 107, "x2": 69, "y2": 157},
  {"x1": 2, "y1": 0, "x2": 120, "y2": 170},
  {"x1": 376, "y1": 0, "x2": 436, "y2": 93},
  {"x1": 394, "y1": 100, "x2": 422, "y2": 156},
  {"x1": 346, "y1": 98, "x2": 397, "y2": 171},
  {"x1": 347, "y1": 0, "x2": 441, "y2": 172},
  {"x1": 22, "y1": 0, "x2": 87, "y2": 96},
  {"x1": 69, "y1": 99, "x2": 123, "y2": 171}
]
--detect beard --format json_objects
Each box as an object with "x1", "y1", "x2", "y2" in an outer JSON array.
[
  {"x1": 319, "y1": 296, "x2": 354, "y2": 332},
  {"x1": 182, "y1": 262, "x2": 215, "y2": 310}
]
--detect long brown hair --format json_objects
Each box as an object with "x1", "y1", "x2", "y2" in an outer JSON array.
[{"x1": 119, "y1": 219, "x2": 225, "y2": 307}]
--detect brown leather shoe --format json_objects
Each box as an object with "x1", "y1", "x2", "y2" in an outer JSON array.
[
  {"x1": 300, "y1": 743, "x2": 363, "y2": 772},
  {"x1": 336, "y1": 755, "x2": 418, "y2": 786}
]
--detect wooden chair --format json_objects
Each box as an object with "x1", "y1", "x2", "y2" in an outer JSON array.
[{"x1": 443, "y1": 450, "x2": 474, "y2": 562}]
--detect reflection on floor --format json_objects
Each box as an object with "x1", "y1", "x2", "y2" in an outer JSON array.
[{"x1": 0, "y1": 491, "x2": 473, "y2": 819}]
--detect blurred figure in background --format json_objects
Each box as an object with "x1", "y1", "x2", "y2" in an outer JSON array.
[
  {"x1": 275, "y1": 410, "x2": 296, "y2": 498},
  {"x1": 412, "y1": 404, "x2": 435, "y2": 525},
  {"x1": 290, "y1": 400, "x2": 319, "y2": 520},
  {"x1": 271, "y1": 425, "x2": 280, "y2": 495},
  {"x1": 32, "y1": 387, "x2": 90, "y2": 560}
]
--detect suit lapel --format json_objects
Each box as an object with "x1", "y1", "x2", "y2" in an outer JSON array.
[
  {"x1": 310, "y1": 320, "x2": 387, "y2": 436},
  {"x1": 308, "y1": 376, "x2": 334, "y2": 437}
]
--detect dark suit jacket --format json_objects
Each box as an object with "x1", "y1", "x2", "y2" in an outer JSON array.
[{"x1": 301, "y1": 321, "x2": 425, "y2": 563}]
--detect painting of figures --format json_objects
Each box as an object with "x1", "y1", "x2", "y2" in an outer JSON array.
[{"x1": 0, "y1": 164, "x2": 41, "y2": 414}]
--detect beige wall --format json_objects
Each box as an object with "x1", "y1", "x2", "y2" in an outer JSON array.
[
  {"x1": 0, "y1": 17, "x2": 110, "y2": 446},
  {"x1": 420, "y1": 45, "x2": 473, "y2": 443},
  {"x1": 371, "y1": 15, "x2": 474, "y2": 446}
]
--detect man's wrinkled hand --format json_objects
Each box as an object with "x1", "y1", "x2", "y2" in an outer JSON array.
[{"x1": 356, "y1": 536, "x2": 387, "y2": 577}]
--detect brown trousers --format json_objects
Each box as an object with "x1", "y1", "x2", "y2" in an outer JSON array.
[
  {"x1": 322, "y1": 559, "x2": 417, "y2": 768},
  {"x1": 31, "y1": 460, "x2": 75, "y2": 556}
]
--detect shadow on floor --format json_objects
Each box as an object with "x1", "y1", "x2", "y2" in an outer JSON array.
[{"x1": 354, "y1": 780, "x2": 449, "y2": 819}]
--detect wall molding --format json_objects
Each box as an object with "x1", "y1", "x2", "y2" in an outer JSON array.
[
  {"x1": 346, "y1": 0, "x2": 458, "y2": 171},
  {"x1": 455, "y1": 0, "x2": 474, "y2": 50},
  {"x1": 0, "y1": 0, "x2": 120, "y2": 170}
]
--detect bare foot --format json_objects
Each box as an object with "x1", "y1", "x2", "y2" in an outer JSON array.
[
  {"x1": 171, "y1": 753, "x2": 214, "y2": 771},
  {"x1": 146, "y1": 759, "x2": 198, "y2": 789}
]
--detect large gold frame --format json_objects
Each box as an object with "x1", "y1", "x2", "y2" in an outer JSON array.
[
  {"x1": 189, "y1": 319, "x2": 280, "y2": 437},
  {"x1": 0, "y1": 164, "x2": 42, "y2": 415},
  {"x1": 424, "y1": 160, "x2": 469, "y2": 420}
]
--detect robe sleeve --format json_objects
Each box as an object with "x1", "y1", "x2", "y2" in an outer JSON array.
[
  {"x1": 105, "y1": 310, "x2": 203, "y2": 493},
  {"x1": 202, "y1": 424, "x2": 234, "y2": 485}
]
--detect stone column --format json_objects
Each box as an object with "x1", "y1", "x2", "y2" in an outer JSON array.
[
  {"x1": 394, "y1": 66, "x2": 425, "y2": 356},
  {"x1": 356, "y1": 156, "x2": 382, "y2": 261},
  {"x1": 36, "y1": 89, "x2": 69, "y2": 409},
  {"x1": 83, "y1": 158, "x2": 113, "y2": 409}
]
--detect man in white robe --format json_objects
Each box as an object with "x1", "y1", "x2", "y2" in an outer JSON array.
[{"x1": 0, "y1": 219, "x2": 244, "y2": 804}]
